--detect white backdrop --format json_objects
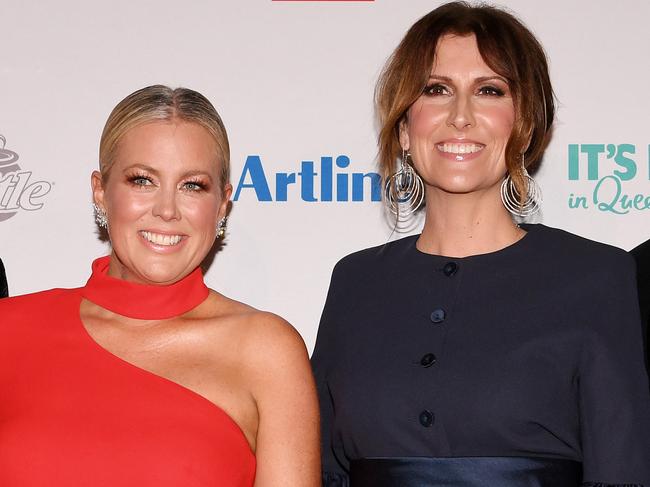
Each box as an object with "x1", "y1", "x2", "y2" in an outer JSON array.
[{"x1": 1, "y1": 0, "x2": 649, "y2": 352}]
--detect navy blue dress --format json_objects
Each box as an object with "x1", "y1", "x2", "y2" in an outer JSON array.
[{"x1": 312, "y1": 224, "x2": 650, "y2": 486}]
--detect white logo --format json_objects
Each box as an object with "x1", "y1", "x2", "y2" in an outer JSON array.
[{"x1": 0, "y1": 135, "x2": 52, "y2": 222}]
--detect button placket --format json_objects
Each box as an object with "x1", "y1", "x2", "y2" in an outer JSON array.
[{"x1": 414, "y1": 260, "x2": 464, "y2": 435}]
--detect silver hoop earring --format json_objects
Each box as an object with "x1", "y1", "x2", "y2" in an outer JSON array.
[
  {"x1": 93, "y1": 203, "x2": 108, "y2": 229},
  {"x1": 500, "y1": 156, "x2": 542, "y2": 218},
  {"x1": 216, "y1": 217, "x2": 227, "y2": 239},
  {"x1": 384, "y1": 149, "x2": 424, "y2": 220}
]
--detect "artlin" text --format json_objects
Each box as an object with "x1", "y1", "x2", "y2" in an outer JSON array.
[{"x1": 233, "y1": 155, "x2": 382, "y2": 202}]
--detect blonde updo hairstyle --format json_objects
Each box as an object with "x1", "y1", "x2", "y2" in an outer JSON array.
[
  {"x1": 99, "y1": 85, "x2": 230, "y2": 191},
  {"x1": 376, "y1": 1, "x2": 554, "y2": 203}
]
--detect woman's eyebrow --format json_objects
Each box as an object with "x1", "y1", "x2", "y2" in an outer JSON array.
[
  {"x1": 428, "y1": 74, "x2": 508, "y2": 84},
  {"x1": 181, "y1": 170, "x2": 213, "y2": 182},
  {"x1": 122, "y1": 164, "x2": 213, "y2": 182},
  {"x1": 475, "y1": 75, "x2": 509, "y2": 84},
  {"x1": 428, "y1": 75, "x2": 453, "y2": 82},
  {"x1": 124, "y1": 163, "x2": 159, "y2": 175}
]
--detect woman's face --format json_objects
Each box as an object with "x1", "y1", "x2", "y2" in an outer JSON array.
[
  {"x1": 400, "y1": 33, "x2": 515, "y2": 196},
  {"x1": 92, "y1": 120, "x2": 231, "y2": 285}
]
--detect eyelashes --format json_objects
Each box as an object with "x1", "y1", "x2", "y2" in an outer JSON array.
[
  {"x1": 423, "y1": 83, "x2": 450, "y2": 96},
  {"x1": 423, "y1": 83, "x2": 507, "y2": 97},
  {"x1": 478, "y1": 85, "x2": 505, "y2": 97},
  {"x1": 182, "y1": 179, "x2": 209, "y2": 192},
  {"x1": 127, "y1": 172, "x2": 153, "y2": 187},
  {"x1": 125, "y1": 172, "x2": 210, "y2": 192}
]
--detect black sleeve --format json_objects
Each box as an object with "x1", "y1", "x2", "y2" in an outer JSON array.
[
  {"x1": 0, "y1": 258, "x2": 8, "y2": 298},
  {"x1": 311, "y1": 263, "x2": 350, "y2": 487},
  {"x1": 630, "y1": 240, "x2": 650, "y2": 373},
  {"x1": 579, "y1": 252, "x2": 650, "y2": 485}
]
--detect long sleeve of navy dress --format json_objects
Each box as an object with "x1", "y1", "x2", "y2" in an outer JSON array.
[{"x1": 312, "y1": 224, "x2": 650, "y2": 486}]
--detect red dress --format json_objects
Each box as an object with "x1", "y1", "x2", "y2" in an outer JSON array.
[{"x1": 0, "y1": 257, "x2": 256, "y2": 486}]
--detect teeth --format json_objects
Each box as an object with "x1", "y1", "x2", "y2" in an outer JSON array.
[
  {"x1": 140, "y1": 231, "x2": 183, "y2": 246},
  {"x1": 437, "y1": 143, "x2": 484, "y2": 154}
]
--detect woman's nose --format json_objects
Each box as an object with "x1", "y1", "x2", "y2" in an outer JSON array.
[
  {"x1": 446, "y1": 93, "x2": 476, "y2": 130},
  {"x1": 152, "y1": 186, "x2": 181, "y2": 221}
]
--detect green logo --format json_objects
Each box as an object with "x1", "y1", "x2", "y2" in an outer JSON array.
[{"x1": 566, "y1": 144, "x2": 650, "y2": 214}]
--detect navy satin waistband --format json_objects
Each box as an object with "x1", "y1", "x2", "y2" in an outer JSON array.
[{"x1": 349, "y1": 456, "x2": 582, "y2": 487}]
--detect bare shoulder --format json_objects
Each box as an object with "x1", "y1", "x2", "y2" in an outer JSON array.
[
  {"x1": 200, "y1": 290, "x2": 308, "y2": 361},
  {"x1": 200, "y1": 298, "x2": 320, "y2": 485}
]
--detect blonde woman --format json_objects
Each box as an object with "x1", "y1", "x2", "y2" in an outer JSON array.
[{"x1": 0, "y1": 85, "x2": 320, "y2": 487}]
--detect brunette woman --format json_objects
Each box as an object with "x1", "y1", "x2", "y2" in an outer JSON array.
[{"x1": 312, "y1": 3, "x2": 650, "y2": 486}]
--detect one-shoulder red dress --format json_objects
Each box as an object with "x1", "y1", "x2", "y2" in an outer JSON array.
[{"x1": 0, "y1": 257, "x2": 256, "y2": 486}]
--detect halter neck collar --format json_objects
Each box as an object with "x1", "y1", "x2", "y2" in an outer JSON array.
[{"x1": 81, "y1": 256, "x2": 209, "y2": 319}]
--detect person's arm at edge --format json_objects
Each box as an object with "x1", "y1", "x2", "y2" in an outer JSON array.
[
  {"x1": 247, "y1": 312, "x2": 321, "y2": 487},
  {"x1": 0, "y1": 258, "x2": 8, "y2": 298}
]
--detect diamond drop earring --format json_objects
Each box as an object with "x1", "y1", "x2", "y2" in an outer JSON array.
[
  {"x1": 216, "y1": 217, "x2": 227, "y2": 239},
  {"x1": 93, "y1": 203, "x2": 108, "y2": 229}
]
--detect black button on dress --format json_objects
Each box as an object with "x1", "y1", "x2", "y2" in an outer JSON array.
[
  {"x1": 312, "y1": 224, "x2": 650, "y2": 486},
  {"x1": 418, "y1": 410, "x2": 434, "y2": 427},
  {"x1": 443, "y1": 261, "x2": 458, "y2": 277},
  {"x1": 429, "y1": 308, "x2": 446, "y2": 323},
  {"x1": 419, "y1": 353, "x2": 436, "y2": 367}
]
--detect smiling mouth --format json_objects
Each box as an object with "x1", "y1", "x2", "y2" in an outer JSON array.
[
  {"x1": 437, "y1": 143, "x2": 485, "y2": 154},
  {"x1": 139, "y1": 231, "x2": 184, "y2": 246}
]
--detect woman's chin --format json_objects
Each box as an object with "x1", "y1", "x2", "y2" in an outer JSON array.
[{"x1": 111, "y1": 256, "x2": 195, "y2": 286}]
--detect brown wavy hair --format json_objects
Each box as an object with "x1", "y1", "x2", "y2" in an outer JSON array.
[
  {"x1": 375, "y1": 2, "x2": 554, "y2": 202},
  {"x1": 99, "y1": 85, "x2": 230, "y2": 190}
]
